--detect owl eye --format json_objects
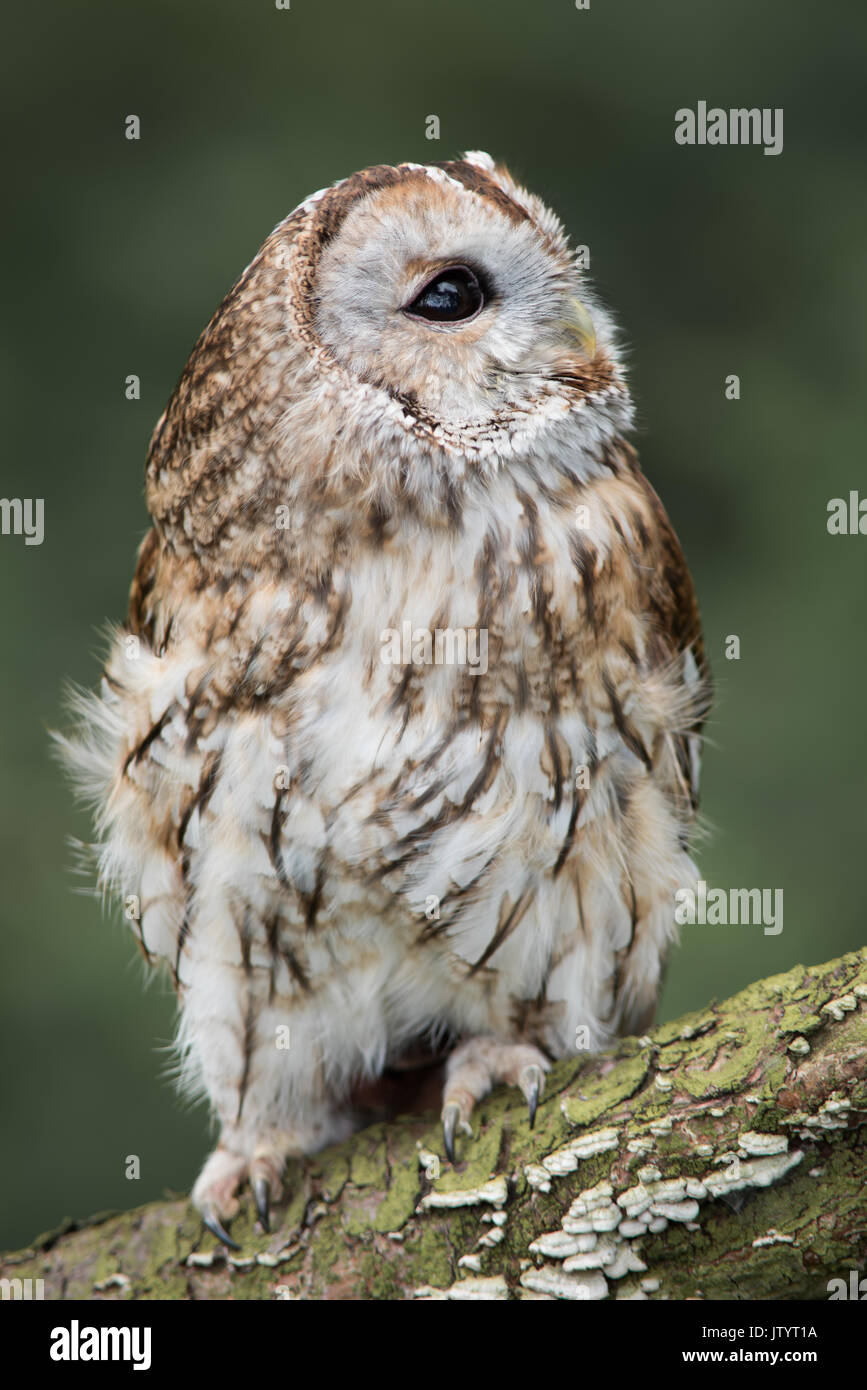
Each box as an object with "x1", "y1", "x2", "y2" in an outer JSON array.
[{"x1": 403, "y1": 266, "x2": 485, "y2": 323}]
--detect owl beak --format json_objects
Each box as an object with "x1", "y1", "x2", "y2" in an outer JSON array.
[{"x1": 561, "y1": 297, "x2": 597, "y2": 359}]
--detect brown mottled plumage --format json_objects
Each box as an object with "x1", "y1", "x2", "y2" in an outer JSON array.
[{"x1": 60, "y1": 153, "x2": 709, "y2": 1241}]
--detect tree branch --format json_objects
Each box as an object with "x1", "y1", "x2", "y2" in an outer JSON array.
[{"x1": 4, "y1": 948, "x2": 865, "y2": 1300}]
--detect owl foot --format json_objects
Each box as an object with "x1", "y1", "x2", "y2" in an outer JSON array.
[
  {"x1": 440, "y1": 1037, "x2": 551, "y2": 1163},
  {"x1": 191, "y1": 1139, "x2": 288, "y2": 1246}
]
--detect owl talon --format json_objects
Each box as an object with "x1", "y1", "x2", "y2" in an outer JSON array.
[
  {"x1": 253, "y1": 1176, "x2": 271, "y2": 1232},
  {"x1": 442, "y1": 1103, "x2": 460, "y2": 1164},
  {"x1": 201, "y1": 1206, "x2": 240, "y2": 1251},
  {"x1": 521, "y1": 1064, "x2": 544, "y2": 1129}
]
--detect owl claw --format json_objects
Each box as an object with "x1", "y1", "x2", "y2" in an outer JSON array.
[
  {"x1": 442, "y1": 1103, "x2": 460, "y2": 1164},
  {"x1": 253, "y1": 1176, "x2": 271, "y2": 1232},
  {"x1": 521, "y1": 1064, "x2": 544, "y2": 1129},
  {"x1": 201, "y1": 1205, "x2": 240, "y2": 1251}
]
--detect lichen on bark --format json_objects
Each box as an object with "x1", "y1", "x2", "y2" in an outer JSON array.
[{"x1": 2, "y1": 948, "x2": 865, "y2": 1300}]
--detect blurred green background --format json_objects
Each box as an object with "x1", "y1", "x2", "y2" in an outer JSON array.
[{"x1": 2, "y1": 0, "x2": 865, "y2": 1251}]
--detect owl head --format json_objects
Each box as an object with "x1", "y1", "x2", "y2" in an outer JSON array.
[{"x1": 147, "y1": 153, "x2": 632, "y2": 542}]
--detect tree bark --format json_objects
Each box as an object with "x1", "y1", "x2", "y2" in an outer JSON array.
[{"x1": 3, "y1": 948, "x2": 865, "y2": 1301}]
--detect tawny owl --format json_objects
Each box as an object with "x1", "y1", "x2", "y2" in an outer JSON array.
[{"x1": 61, "y1": 152, "x2": 709, "y2": 1246}]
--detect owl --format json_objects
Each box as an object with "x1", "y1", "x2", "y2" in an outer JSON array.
[{"x1": 61, "y1": 152, "x2": 709, "y2": 1246}]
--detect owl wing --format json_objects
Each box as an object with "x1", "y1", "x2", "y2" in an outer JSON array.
[
  {"x1": 127, "y1": 527, "x2": 161, "y2": 644},
  {"x1": 570, "y1": 441, "x2": 711, "y2": 1039},
  {"x1": 627, "y1": 452, "x2": 710, "y2": 817}
]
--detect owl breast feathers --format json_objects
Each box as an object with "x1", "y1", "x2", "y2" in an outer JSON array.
[{"x1": 61, "y1": 152, "x2": 709, "y2": 1238}]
